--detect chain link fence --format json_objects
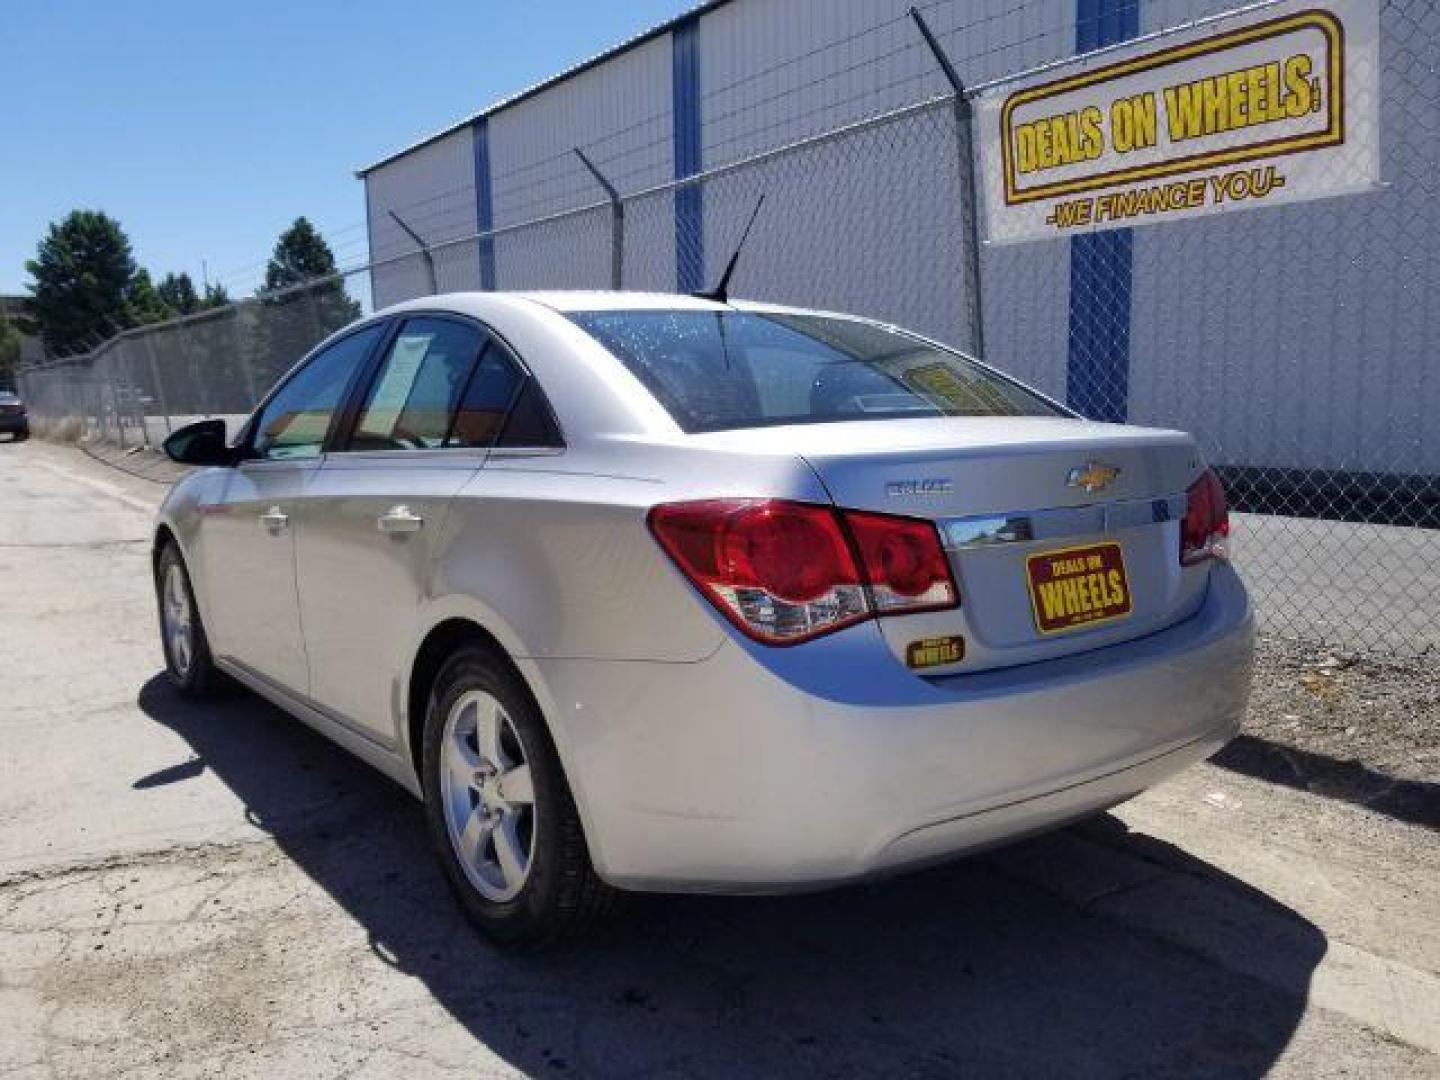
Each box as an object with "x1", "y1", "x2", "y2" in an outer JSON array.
[{"x1": 18, "y1": 0, "x2": 1438, "y2": 658}]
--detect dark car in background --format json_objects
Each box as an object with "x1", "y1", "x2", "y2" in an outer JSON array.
[{"x1": 0, "y1": 393, "x2": 28, "y2": 441}]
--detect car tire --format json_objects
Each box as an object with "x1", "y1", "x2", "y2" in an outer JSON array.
[
  {"x1": 155, "y1": 542, "x2": 224, "y2": 698},
  {"x1": 422, "y1": 644, "x2": 617, "y2": 947}
]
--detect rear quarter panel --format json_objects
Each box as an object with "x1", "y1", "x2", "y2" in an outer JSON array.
[{"x1": 433, "y1": 437, "x2": 834, "y2": 662}]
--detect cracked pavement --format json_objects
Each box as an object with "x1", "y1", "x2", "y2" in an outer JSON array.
[{"x1": 1, "y1": 440, "x2": 1437, "y2": 1078}]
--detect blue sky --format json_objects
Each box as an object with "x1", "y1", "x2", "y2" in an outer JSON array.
[{"x1": 2, "y1": 1, "x2": 696, "y2": 297}]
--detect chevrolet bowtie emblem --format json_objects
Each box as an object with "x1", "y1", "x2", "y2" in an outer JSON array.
[{"x1": 1066, "y1": 462, "x2": 1120, "y2": 493}]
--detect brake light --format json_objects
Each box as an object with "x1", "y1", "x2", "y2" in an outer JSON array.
[
  {"x1": 844, "y1": 509, "x2": 958, "y2": 613},
  {"x1": 1181, "y1": 468, "x2": 1230, "y2": 565},
  {"x1": 647, "y1": 499, "x2": 957, "y2": 645}
]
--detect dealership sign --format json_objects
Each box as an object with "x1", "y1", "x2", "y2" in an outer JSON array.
[{"x1": 978, "y1": 1, "x2": 1380, "y2": 244}]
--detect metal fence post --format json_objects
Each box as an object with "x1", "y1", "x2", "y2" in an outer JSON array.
[
  {"x1": 389, "y1": 211, "x2": 438, "y2": 295},
  {"x1": 143, "y1": 331, "x2": 173, "y2": 440},
  {"x1": 170, "y1": 318, "x2": 204, "y2": 420},
  {"x1": 302, "y1": 285, "x2": 327, "y2": 360},
  {"x1": 574, "y1": 147, "x2": 625, "y2": 290},
  {"x1": 909, "y1": 7, "x2": 986, "y2": 361},
  {"x1": 80, "y1": 338, "x2": 107, "y2": 444},
  {"x1": 106, "y1": 350, "x2": 127, "y2": 450},
  {"x1": 233, "y1": 310, "x2": 260, "y2": 410}
]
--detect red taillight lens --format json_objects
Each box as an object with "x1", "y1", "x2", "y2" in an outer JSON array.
[
  {"x1": 648, "y1": 499, "x2": 957, "y2": 645},
  {"x1": 843, "y1": 510, "x2": 958, "y2": 613},
  {"x1": 718, "y1": 504, "x2": 849, "y2": 603},
  {"x1": 1181, "y1": 468, "x2": 1230, "y2": 565}
]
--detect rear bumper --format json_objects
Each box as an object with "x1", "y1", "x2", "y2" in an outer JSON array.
[
  {"x1": 0, "y1": 414, "x2": 28, "y2": 433},
  {"x1": 530, "y1": 563, "x2": 1253, "y2": 893}
]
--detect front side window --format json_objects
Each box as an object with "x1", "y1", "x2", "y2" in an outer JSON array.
[
  {"x1": 350, "y1": 318, "x2": 487, "y2": 451},
  {"x1": 568, "y1": 310, "x2": 1063, "y2": 433},
  {"x1": 252, "y1": 324, "x2": 384, "y2": 459}
]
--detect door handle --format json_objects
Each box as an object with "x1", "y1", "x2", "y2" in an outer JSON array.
[
  {"x1": 378, "y1": 505, "x2": 424, "y2": 534},
  {"x1": 259, "y1": 506, "x2": 289, "y2": 532}
]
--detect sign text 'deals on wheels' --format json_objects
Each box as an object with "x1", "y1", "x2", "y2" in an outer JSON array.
[{"x1": 979, "y1": 0, "x2": 1381, "y2": 244}]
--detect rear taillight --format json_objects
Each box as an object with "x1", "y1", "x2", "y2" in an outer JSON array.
[
  {"x1": 647, "y1": 499, "x2": 957, "y2": 645},
  {"x1": 844, "y1": 509, "x2": 958, "y2": 614},
  {"x1": 1181, "y1": 468, "x2": 1230, "y2": 565}
]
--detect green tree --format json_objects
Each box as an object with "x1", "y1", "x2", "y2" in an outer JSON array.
[
  {"x1": 156, "y1": 272, "x2": 201, "y2": 316},
  {"x1": 262, "y1": 217, "x2": 349, "y2": 293},
  {"x1": 0, "y1": 316, "x2": 21, "y2": 391},
  {"x1": 253, "y1": 217, "x2": 361, "y2": 384},
  {"x1": 24, "y1": 210, "x2": 136, "y2": 355},
  {"x1": 201, "y1": 282, "x2": 230, "y2": 310},
  {"x1": 125, "y1": 268, "x2": 174, "y2": 326}
]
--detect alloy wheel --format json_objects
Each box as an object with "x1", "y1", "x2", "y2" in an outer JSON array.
[
  {"x1": 439, "y1": 690, "x2": 537, "y2": 902},
  {"x1": 162, "y1": 562, "x2": 194, "y2": 677}
]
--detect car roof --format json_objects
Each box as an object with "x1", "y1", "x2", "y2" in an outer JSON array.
[{"x1": 372, "y1": 289, "x2": 868, "y2": 323}]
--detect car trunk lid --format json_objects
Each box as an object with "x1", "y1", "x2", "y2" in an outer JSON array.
[{"x1": 694, "y1": 416, "x2": 1210, "y2": 673}]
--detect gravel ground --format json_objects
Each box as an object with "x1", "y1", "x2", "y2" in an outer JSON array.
[
  {"x1": 1219, "y1": 635, "x2": 1439, "y2": 830},
  {"x1": 1246, "y1": 636, "x2": 1438, "y2": 781}
]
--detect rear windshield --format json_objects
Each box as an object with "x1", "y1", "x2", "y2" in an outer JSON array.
[{"x1": 568, "y1": 310, "x2": 1063, "y2": 432}]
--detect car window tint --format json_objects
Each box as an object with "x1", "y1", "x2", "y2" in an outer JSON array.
[
  {"x1": 253, "y1": 324, "x2": 384, "y2": 460},
  {"x1": 447, "y1": 345, "x2": 523, "y2": 449},
  {"x1": 495, "y1": 379, "x2": 562, "y2": 448},
  {"x1": 351, "y1": 318, "x2": 486, "y2": 451},
  {"x1": 568, "y1": 310, "x2": 1062, "y2": 433}
]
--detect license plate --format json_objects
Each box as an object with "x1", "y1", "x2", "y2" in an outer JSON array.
[{"x1": 1026, "y1": 542, "x2": 1132, "y2": 635}]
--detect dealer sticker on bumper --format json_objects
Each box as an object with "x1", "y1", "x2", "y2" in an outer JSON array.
[{"x1": 1026, "y1": 542, "x2": 1132, "y2": 634}]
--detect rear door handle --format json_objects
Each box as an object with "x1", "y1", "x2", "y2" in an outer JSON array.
[
  {"x1": 259, "y1": 506, "x2": 289, "y2": 532},
  {"x1": 378, "y1": 506, "x2": 424, "y2": 534}
]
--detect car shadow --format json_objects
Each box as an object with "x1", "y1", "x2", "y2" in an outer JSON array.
[
  {"x1": 137, "y1": 674, "x2": 1325, "y2": 1078},
  {"x1": 1214, "y1": 734, "x2": 1440, "y2": 830}
]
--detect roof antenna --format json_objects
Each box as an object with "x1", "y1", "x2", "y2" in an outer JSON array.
[{"x1": 695, "y1": 194, "x2": 765, "y2": 303}]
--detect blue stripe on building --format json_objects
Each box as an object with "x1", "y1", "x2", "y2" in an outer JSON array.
[
  {"x1": 473, "y1": 117, "x2": 496, "y2": 290},
  {"x1": 672, "y1": 17, "x2": 703, "y2": 293},
  {"x1": 1066, "y1": 0, "x2": 1138, "y2": 422}
]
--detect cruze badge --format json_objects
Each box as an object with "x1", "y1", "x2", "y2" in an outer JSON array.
[
  {"x1": 1066, "y1": 462, "x2": 1120, "y2": 493},
  {"x1": 886, "y1": 478, "x2": 953, "y2": 497}
]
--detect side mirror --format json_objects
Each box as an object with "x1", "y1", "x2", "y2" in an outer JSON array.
[{"x1": 162, "y1": 419, "x2": 236, "y2": 466}]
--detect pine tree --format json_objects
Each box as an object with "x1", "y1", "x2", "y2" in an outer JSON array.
[
  {"x1": 253, "y1": 218, "x2": 361, "y2": 384},
  {"x1": 125, "y1": 268, "x2": 174, "y2": 326},
  {"x1": 24, "y1": 211, "x2": 137, "y2": 355},
  {"x1": 201, "y1": 283, "x2": 230, "y2": 310},
  {"x1": 156, "y1": 272, "x2": 201, "y2": 316}
]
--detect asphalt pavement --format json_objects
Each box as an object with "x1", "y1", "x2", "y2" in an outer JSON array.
[{"x1": 1, "y1": 439, "x2": 1436, "y2": 1079}]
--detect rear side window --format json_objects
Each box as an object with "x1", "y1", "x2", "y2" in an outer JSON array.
[
  {"x1": 449, "y1": 346, "x2": 523, "y2": 448},
  {"x1": 351, "y1": 318, "x2": 487, "y2": 450},
  {"x1": 495, "y1": 380, "x2": 562, "y2": 448},
  {"x1": 568, "y1": 310, "x2": 1062, "y2": 433}
]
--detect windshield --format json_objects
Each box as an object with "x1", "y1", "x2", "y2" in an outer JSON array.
[{"x1": 568, "y1": 310, "x2": 1063, "y2": 433}]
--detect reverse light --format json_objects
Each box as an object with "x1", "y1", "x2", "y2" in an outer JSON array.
[
  {"x1": 647, "y1": 499, "x2": 957, "y2": 645},
  {"x1": 1181, "y1": 468, "x2": 1230, "y2": 565}
]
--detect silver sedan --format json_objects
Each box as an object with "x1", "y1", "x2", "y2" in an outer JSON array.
[{"x1": 154, "y1": 292, "x2": 1253, "y2": 945}]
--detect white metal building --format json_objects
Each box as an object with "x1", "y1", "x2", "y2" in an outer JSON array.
[{"x1": 357, "y1": 0, "x2": 1438, "y2": 487}]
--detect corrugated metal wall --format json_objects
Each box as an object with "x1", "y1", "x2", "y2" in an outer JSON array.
[
  {"x1": 489, "y1": 34, "x2": 675, "y2": 290},
  {"x1": 691, "y1": 0, "x2": 1083, "y2": 410},
  {"x1": 365, "y1": 126, "x2": 477, "y2": 308},
  {"x1": 361, "y1": 0, "x2": 1436, "y2": 474},
  {"x1": 1126, "y1": 0, "x2": 1440, "y2": 472}
]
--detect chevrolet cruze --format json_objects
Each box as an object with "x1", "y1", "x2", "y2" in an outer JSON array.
[{"x1": 154, "y1": 292, "x2": 1253, "y2": 945}]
